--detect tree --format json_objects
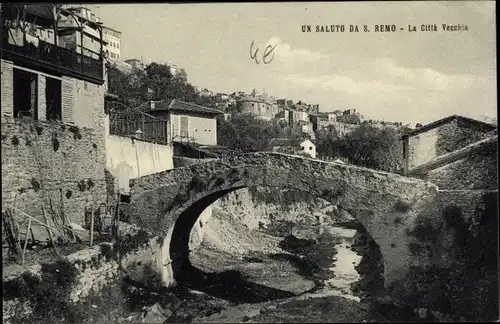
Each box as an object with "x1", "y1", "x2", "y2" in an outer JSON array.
[
  {"x1": 341, "y1": 124, "x2": 403, "y2": 172},
  {"x1": 107, "y1": 65, "x2": 148, "y2": 108},
  {"x1": 144, "y1": 62, "x2": 174, "y2": 101},
  {"x1": 174, "y1": 68, "x2": 188, "y2": 83},
  {"x1": 315, "y1": 125, "x2": 342, "y2": 158},
  {"x1": 217, "y1": 114, "x2": 281, "y2": 152},
  {"x1": 107, "y1": 60, "x2": 220, "y2": 109}
]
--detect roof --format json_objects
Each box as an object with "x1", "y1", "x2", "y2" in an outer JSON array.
[
  {"x1": 169, "y1": 99, "x2": 223, "y2": 115},
  {"x1": 139, "y1": 99, "x2": 223, "y2": 116},
  {"x1": 25, "y1": 5, "x2": 55, "y2": 20},
  {"x1": 102, "y1": 25, "x2": 122, "y2": 34},
  {"x1": 237, "y1": 96, "x2": 270, "y2": 104},
  {"x1": 405, "y1": 115, "x2": 497, "y2": 137},
  {"x1": 124, "y1": 58, "x2": 142, "y2": 63},
  {"x1": 269, "y1": 138, "x2": 293, "y2": 147},
  {"x1": 268, "y1": 138, "x2": 314, "y2": 147}
]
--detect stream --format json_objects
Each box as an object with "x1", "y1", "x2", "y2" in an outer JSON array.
[
  {"x1": 114, "y1": 220, "x2": 386, "y2": 323},
  {"x1": 181, "y1": 223, "x2": 376, "y2": 323}
]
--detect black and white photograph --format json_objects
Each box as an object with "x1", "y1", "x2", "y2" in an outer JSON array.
[{"x1": 1, "y1": 1, "x2": 498, "y2": 323}]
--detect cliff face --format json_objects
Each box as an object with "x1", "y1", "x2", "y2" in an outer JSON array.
[
  {"x1": 188, "y1": 187, "x2": 353, "y2": 250},
  {"x1": 213, "y1": 188, "x2": 330, "y2": 229}
]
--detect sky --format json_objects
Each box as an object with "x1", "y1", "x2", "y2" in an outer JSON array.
[{"x1": 89, "y1": 1, "x2": 496, "y2": 125}]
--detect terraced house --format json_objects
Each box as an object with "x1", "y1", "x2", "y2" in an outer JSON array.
[{"x1": 1, "y1": 4, "x2": 109, "y2": 242}]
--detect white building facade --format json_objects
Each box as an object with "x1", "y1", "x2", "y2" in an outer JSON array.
[{"x1": 103, "y1": 26, "x2": 122, "y2": 60}]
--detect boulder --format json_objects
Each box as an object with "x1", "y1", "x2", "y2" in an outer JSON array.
[{"x1": 142, "y1": 303, "x2": 172, "y2": 323}]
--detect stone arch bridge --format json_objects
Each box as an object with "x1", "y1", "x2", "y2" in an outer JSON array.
[{"x1": 128, "y1": 152, "x2": 439, "y2": 289}]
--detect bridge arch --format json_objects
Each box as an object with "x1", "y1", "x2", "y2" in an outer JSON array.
[{"x1": 128, "y1": 153, "x2": 438, "y2": 289}]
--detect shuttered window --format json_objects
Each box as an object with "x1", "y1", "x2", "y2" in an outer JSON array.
[
  {"x1": 1, "y1": 61, "x2": 14, "y2": 117},
  {"x1": 180, "y1": 116, "x2": 189, "y2": 137},
  {"x1": 61, "y1": 77, "x2": 75, "y2": 124}
]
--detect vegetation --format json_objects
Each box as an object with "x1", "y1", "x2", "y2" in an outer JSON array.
[
  {"x1": 217, "y1": 114, "x2": 282, "y2": 152},
  {"x1": 389, "y1": 192, "x2": 499, "y2": 321},
  {"x1": 110, "y1": 61, "x2": 406, "y2": 174},
  {"x1": 107, "y1": 62, "x2": 217, "y2": 109},
  {"x1": 315, "y1": 123, "x2": 406, "y2": 173}
]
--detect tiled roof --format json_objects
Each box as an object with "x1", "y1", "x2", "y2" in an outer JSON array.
[
  {"x1": 269, "y1": 138, "x2": 294, "y2": 147},
  {"x1": 169, "y1": 99, "x2": 223, "y2": 115},
  {"x1": 137, "y1": 99, "x2": 223, "y2": 116},
  {"x1": 268, "y1": 138, "x2": 313, "y2": 148},
  {"x1": 406, "y1": 114, "x2": 497, "y2": 137}
]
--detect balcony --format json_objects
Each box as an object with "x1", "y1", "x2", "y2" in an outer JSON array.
[{"x1": 2, "y1": 27, "x2": 104, "y2": 84}]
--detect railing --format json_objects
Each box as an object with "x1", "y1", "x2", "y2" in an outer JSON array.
[
  {"x1": 108, "y1": 102, "x2": 169, "y2": 144},
  {"x1": 2, "y1": 27, "x2": 104, "y2": 81}
]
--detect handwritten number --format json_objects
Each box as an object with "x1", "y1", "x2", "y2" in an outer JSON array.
[
  {"x1": 250, "y1": 41, "x2": 277, "y2": 65},
  {"x1": 250, "y1": 41, "x2": 260, "y2": 64},
  {"x1": 263, "y1": 44, "x2": 277, "y2": 64}
]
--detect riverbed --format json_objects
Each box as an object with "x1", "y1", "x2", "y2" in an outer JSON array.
[{"x1": 180, "y1": 222, "x2": 374, "y2": 323}]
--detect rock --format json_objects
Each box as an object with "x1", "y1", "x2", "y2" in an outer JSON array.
[
  {"x1": 142, "y1": 303, "x2": 172, "y2": 323},
  {"x1": 417, "y1": 308, "x2": 428, "y2": 319},
  {"x1": 261, "y1": 305, "x2": 277, "y2": 313},
  {"x1": 162, "y1": 293, "x2": 183, "y2": 311}
]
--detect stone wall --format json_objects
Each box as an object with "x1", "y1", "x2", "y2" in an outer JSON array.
[
  {"x1": 388, "y1": 189, "x2": 498, "y2": 321},
  {"x1": 1, "y1": 117, "x2": 107, "y2": 241},
  {"x1": 407, "y1": 119, "x2": 494, "y2": 171},
  {"x1": 173, "y1": 156, "x2": 216, "y2": 168},
  {"x1": 423, "y1": 138, "x2": 497, "y2": 190},
  {"x1": 1, "y1": 57, "x2": 108, "y2": 242},
  {"x1": 2, "y1": 223, "x2": 159, "y2": 324}
]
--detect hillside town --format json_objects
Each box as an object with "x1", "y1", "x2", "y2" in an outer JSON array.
[{"x1": 1, "y1": 4, "x2": 498, "y2": 324}]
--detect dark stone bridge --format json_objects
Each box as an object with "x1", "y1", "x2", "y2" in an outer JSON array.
[{"x1": 128, "y1": 152, "x2": 439, "y2": 289}]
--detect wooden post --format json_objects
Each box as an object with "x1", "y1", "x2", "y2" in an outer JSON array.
[
  {"x1": 114, "y1": 193, "x2": 121, "y2": 238},
  {"x1": 89, "y1": 203, "x2": 95, "y2": 246},
  {"x1": 141, "y1": 113, "x2": 145, "y2": 138},
  {"x1": 21, "y1": 218, "x2": 32, "y2": 265},
  {"x1": 60, "y1": 189, "x2": 76, "y2": 242},
  {"x1": 42, "y1": 206, "x2": 61, "y2": 257},
  {"x1": 52, "y1": 5, "x2": 58, "y2": 46},
  {"x1": 2, "y1": 209, "x2": 22, "y2": 262}
]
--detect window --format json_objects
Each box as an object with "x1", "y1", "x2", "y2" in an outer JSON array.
[
  {"x1": 117, "y1": 43, "x2": 119, "y2": 49},
  {"x1": 180, "y1": 116, "x2": 189, "y2": 137},
  {"x1": 309, "y1": 147, "x2": 313, "y2": 150},
  {"x1": 116, "y1": 54, "x2": 120, "y2": 60},
  {"x1": 45, "y1": 77, "x2": 62, "y2": 121},
  {"x1": 13, "y1": 69, "x2": 38, "y2": 119}
]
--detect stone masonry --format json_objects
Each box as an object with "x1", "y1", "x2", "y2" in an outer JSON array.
[
  {"x1": 1, "y1": 117, "x2": 108, "y2": 241},
  {"x1": 128, "y1": 152, "x2": 440, "y2": 289},
  {"x1": 405, "y1": 116, "x2": 496, "y2": 172},
  {"x1": 418, "y1": 135, "x2": 498, "y2": 190}
]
